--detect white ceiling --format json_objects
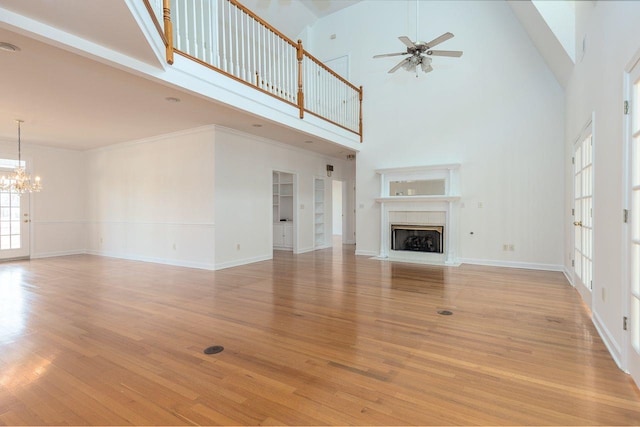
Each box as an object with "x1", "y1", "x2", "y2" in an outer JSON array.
[
  {"x1": 0, "y1": 0, "x2": 359, "y2": 157},
  {"x1": 0, "y1": 0, "x2": 568, "y2": 157}
]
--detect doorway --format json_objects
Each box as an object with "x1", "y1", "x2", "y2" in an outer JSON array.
[
  {"x1": 626, "y1": 57, "x2": 640, "y2": 387},
  {"x1": 332, "y1": 180, "x2": 344, "y2": 246},
  {"x1": 272, "y1": 171, "x2": 296, "y2": 252},
  {"x1": 572, "y1": 127, "x2": 593, "y2": 305},
  {"x1": 0, "y1": 162, "x2": 30, "y2": 260}
]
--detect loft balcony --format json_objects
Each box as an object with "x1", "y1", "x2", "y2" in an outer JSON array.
[{"x1": 0, "y1": 0, "x2": 363, "y2": 156}]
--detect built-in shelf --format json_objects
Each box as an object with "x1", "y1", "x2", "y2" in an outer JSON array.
[{"x1": 273, "y1": 171, "x2": 294, "y2": 250}]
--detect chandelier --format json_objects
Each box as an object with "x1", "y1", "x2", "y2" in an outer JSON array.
[{"x1": 0, "y1": 120, "x2": 42, "y2": 194}]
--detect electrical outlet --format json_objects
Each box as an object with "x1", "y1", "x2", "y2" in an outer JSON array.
[
  {"x1": 503, "y1": 244, "x2": 509, "y2": 251},
  {"x1": 602, "y1": 287, "x2": 606, "y2": 302},
  {"x1": 508, "y1": 244, "x2": 515, "y2": 251},
  {"x1": 236, "y1": 243, "x2": 241, "y2": 250},
  {"x1": 172, "y1": 243, "x2": 176, "y2": 250},
  {"x1": 478, "y1": 202, "x2": 484, "y2": 208}
]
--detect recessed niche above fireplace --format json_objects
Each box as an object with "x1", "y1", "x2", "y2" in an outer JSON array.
[
  {"x1": 375, "y1": 164, "x2": 460, "y2": 266},
  {"x1": 390, "y1": 179, "x2": 445, "y2": 196},
  {"x1": 376, "y1": 163, "x2": 459, "y2": 201}
]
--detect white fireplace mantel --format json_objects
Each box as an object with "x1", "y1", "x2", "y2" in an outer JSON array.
[{"x1": 375, "y1": 164, "x2": 461, "y2": 266}]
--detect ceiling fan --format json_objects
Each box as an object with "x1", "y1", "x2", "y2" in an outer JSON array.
[{"x1": 373, "y1": 33, "x2": 463, "y2": 75}]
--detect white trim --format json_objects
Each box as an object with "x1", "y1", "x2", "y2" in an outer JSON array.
[
  {"x1": 216, "y1": 125, "x2": 357, "y2": 161},
  {"x1": 570, "y1": 117, "x2": 595, "y2": 305},
  {"x1": 214, "y1": 254, "x2": 272, "y2": 270},
  {"x1": 295, "y1": 246, "x2": 316, "y2": 254},
  {"x1": 593, "y1": 310, "x2": 624, "y2": 371},
  {"x1": 563, "y1": 265, "x2": 574, "y2": 286},
  {"x1": 459, "y1": 258, "x2": 564, "y2": 272},
  {"x1": 31, "y1": 249, "x2": 86, "y2": 259},
  {"x1": 85, "y1": 220, "x2": 215, "y2": 227},
  {"x1": 87, "y1": 249, "x2": 216, "y2": 270},
  {"x1": 87, "y1": 125, "x2": 217, "y2": 153},
  {"x1": 355, "y1": 249, "x2": 378, "y2": 257},
  {"x1": 123, "y1": 0, "x2": 167, "y2": 66}
]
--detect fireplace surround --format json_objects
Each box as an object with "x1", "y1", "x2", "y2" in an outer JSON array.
[{"x1": 375, "y1": 164, "x2": 460, "y2": 266}]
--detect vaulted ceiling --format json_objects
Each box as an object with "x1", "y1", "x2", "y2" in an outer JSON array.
[{"x1": 0, "y1": 0, "x2": 573, "y2": 154}]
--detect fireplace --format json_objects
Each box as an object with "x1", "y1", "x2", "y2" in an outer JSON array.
[
  {"x1": 374, "y1": 164, "x2": 461, "y2": 266},
  {"x1": 391, "y1": 225, "x2": 444, "y2": 253}
]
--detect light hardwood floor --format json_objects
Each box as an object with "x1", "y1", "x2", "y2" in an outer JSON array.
[{"x1": 1, "y1": 247, "x2": 640, "y2": 425}]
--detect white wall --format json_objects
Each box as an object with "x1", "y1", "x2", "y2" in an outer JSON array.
[
  {"x1": 0, "y1": 140, "x2": 86, "y2": 258},
  {"x1": 213, "y1": 126, "x2": 354, "y2": 269},
  {"x1": 565, "y1": 1, "x2": 640, "y2": 366},
  {"x1": 307, "y1": 0, "x2": 565, "y2": 268},
  {"x1": 84, "y1": 126, "x2": 216, "y2": 269}
]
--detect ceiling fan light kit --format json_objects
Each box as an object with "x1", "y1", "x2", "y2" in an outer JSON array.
[{"x1": 374, "y1": 33, "x2": 463, "y2": 76}]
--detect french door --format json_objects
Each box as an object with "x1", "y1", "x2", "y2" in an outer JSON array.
[
  {"x1": 0, "y1": 168, "x2": 30, "y2": 260},
  {"x1": 627, "y1": 60, "x2": 640, "y2": 386},
  {"x1": 573, "y1": 131, "x2": 593, "y2": 299}
]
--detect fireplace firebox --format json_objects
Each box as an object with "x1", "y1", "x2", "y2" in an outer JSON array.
[{"x1": 391, "y1": 225, "x2": 444, "y2": 253}]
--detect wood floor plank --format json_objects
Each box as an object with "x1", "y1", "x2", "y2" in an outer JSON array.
[{"x1": 1, "y1": 248, "x2": 640, "y2": 425}]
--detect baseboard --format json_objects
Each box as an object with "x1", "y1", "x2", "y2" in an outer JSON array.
[
  {"x1": 563, "y1": 265, "x2": 574, "y2": 286},
  {"x1": 355, "y1": 249, "x2": 378, "y2": 257},
  {"x1": 592, "y1": 310, "x2": 624, "y2": 371},
  {"x1": 459, "y1": 257, "x2": 564, "y2": 272},
  {"x1": 295, "y1": 246, "x2": 316, "y2": 254},
  {"x1": 86, "y1": 250, "x2": 216, "y2": 270},
  {"x1": 30, "y1": 249, "x2": 86, "y2": 259},
  {"x1": 214, "y1": 254, "x2": 272, "y2": 270}
]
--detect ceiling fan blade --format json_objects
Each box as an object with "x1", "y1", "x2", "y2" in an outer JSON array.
[
  {"x1": 388, "y1": 58, "x2": 409, "y2": 73},
  {"x1": 373, "y1": 52, "x2": 407, "y2": 58},
  {"x1": 427, "y1": 50, "x2": 463, "y2": 57},
  {"x1": 424, "y1": 32, "x2": 454, "y2": 49},
  {"x1": 398, "y1": 36, "x2": 416, "y2": 49}
]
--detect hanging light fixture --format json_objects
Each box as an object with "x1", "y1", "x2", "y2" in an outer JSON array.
[{"x1": 0, "y1": 120, "x2": 42, "y2": 194}]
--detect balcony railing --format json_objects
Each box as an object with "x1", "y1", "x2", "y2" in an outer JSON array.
[{"x1": 144, "y1": 0, "x2": 363, "y2": 141}]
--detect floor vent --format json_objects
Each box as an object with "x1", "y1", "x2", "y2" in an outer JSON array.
[{"x1": 204, "y1": 345, "x2": 224, "y2": 354}]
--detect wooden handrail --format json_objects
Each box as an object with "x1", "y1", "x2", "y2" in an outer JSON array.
[
  {"x1": 175, "y1": 50, "x2": 299, "y2": 110},
  {"x1": 228, "y1": 0, "x2": 298, "y2": 49},
  {"x1": 297, "y1": 39, "x2": 304, "y2": 119},
  {"x1": 359, "y1": 86, "x2": 363, "y2": 143},
  {"x1": 162, "y1": 0, "x2": 173, "y2": 64},
  {"x1": 153, "y1": 0, "x2": 363, "y2": 141},
  {"x1": 142, "y1": 0, "x2": 167, "y2": 46},
  {"x1": 302, "y1": 49, "x2": 361, "y2": 93}
]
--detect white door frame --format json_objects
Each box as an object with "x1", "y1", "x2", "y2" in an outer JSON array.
[
  {"x1": 0, "y1": 183, "x2": 31, "y2": 260},
  {"x1": 572, "y1": 118, "x2": 594, "y2": 307},
  {"x1": 623, "y1": 51, "x2": 640, "y2": 386}
]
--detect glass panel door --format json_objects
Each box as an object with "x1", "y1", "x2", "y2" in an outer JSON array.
[
  {"x1": 627, "y1": 62, "x2": 640, "y2": 387},
  {"x1": 573, "y1": 133, "x2": 593, "y2": 294},
  {"x1": 0, "y1": 167, "x2": 30, "y2": 259}
]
